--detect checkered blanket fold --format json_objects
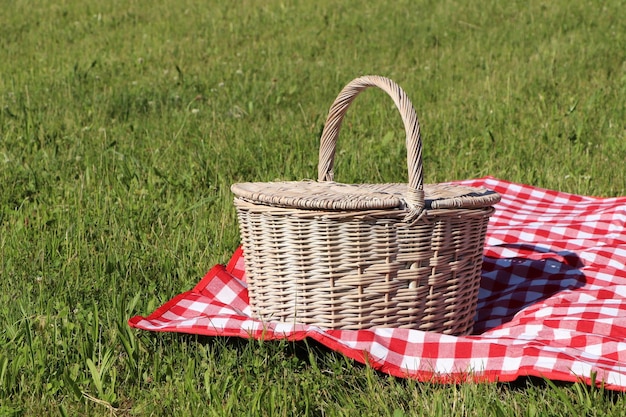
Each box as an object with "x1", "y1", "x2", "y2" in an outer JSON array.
[{"x1": 129, "y1": 177, "x2": 626, "y2": 390}]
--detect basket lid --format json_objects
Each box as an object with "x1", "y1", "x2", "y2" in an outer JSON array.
[{"x1": 231, "y1": 181, "x2": 500, "y2": 211}]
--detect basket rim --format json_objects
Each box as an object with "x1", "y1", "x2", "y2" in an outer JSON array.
[{"x1": 231, "y1": 180, "x2": 500, "y2": 211}]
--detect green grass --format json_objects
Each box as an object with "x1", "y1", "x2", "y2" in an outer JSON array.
[{"x1": 1, "y1": 0, "x2": 626, "y2": 415}]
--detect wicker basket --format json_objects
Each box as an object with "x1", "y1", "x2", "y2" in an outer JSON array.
[{"x1": 231, "y1": 76, "x2": 500, "y2": 334}]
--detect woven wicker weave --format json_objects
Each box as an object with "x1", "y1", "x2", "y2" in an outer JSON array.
[{"x1": 231, "y1": 76, "x2": 500, "y2": 334}]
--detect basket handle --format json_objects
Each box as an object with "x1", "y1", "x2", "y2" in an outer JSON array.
[{"x1": 317, "y1": 75, "x2": 425, "y2": 216}]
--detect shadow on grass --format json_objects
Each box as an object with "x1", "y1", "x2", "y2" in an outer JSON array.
[{"x1": 473, "y1": 243, "x2": 586, "y2": 334}]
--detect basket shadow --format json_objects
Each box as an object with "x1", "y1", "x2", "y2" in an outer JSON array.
[{"x1": 472, "y1": 243, "x2": 586, "y2": 335}]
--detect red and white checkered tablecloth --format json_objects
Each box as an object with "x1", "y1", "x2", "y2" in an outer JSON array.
[{"x1": 129, "y1": 177, "x2": 626, "y2": 390}]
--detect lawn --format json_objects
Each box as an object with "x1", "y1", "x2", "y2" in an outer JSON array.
[{"x1": 1, "y1": 0, "x2": 625, "y2": 415}]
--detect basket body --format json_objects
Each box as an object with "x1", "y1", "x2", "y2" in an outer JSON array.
[{"x1": 235, "y1": 198, "x2": 494, "y2": 334}]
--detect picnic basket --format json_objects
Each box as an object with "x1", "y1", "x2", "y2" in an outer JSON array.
[{"x1": 231, "y1": 75, "x2": 500, "y2": 334}]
